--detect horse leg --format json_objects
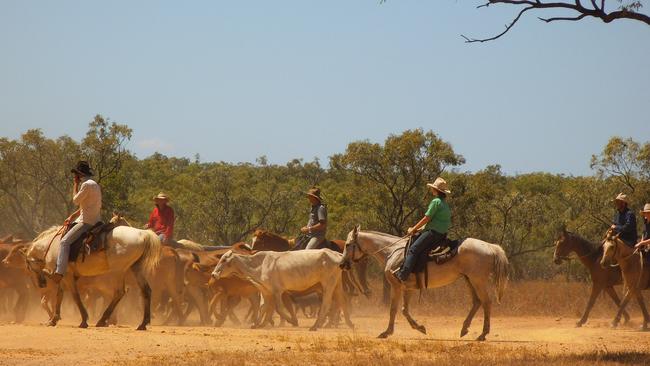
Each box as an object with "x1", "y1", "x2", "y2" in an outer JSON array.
[
  {"x1": 576, "y1": 285, "x2": 602, "y2": 327},
  {"x1": 47, "y1": 286, "x2": 64, "y2": 327},
  {"x1": 402, "y1": 289, "x2": 426, "y2": 335},
  {"x1": 611, "y1": 289, "x2": 633, "y2": 328},
  {"x1": 635, "y1": 292, "x2": 650, "y2": 331},
  {"x1": 70, "y1": 276, "x2": 89, "y2": 328},
  {"x1": 604, "y1": 286, "x2": 630, "y2": 324},
  {"x1": 378, "y1": 275, "x2": 402, "y2": 339},
  {"x1": 96, "y1": 278, "x2": 126, "y2": 328},
  {"x1": 131, "y1": 268, "x2": 152, "y2": 331},
  {"x1": 460, "y1": 276, "x2": 480, "y2": 337},
  {"x1": 472, "y1": 279, "x2": 491, "y2": 341}
]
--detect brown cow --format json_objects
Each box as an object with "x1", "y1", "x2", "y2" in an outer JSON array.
[{"x1": 0, "y1": 243, "x2": 31, "y2": 322}]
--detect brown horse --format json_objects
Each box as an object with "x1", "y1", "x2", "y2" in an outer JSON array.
[
  {"x1": 251, "y1": 229, "x2": 370, "y2": 296},
  {"x1": 601, "y1": 230, "x2": 650, "y2": 329},
  {"x1": 553, "y1": 229, "x2": 630, "y2": 327}
]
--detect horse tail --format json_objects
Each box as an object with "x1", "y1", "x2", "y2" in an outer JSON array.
[
  {"x1": 490, "y1": 243, "x2": 509, "y2": 304},
  {"x1": 139, "y1": 230, "x2": 163, "y2": 276}
]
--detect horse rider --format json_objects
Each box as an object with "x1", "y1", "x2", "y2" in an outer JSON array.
[
  {"x1": 145, "y1": 192, "x2": 179, "y2": 248},
  {"x1": 634, "y1": 203, "x2": 650, "y2": 250},
  {"x1": 394, "y1": 177, "x2": 451, "y2": 282},
  {"x1": 47, "y1": 161, "x2": 102, "y2": 284},
  {"x1": 611, "y1": 193, "x2": 637, "y2": 247},
  {"x1": 300, "y1": 187, "x2": 328, "y2": 250}
]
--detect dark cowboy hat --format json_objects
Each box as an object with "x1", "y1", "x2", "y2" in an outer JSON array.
[
  {"x1": 305, "y1": 187, "x2": 322, "y2": 202},
  {"x1": 70, "y1": 160, "x2": 94, "y2": 176}
]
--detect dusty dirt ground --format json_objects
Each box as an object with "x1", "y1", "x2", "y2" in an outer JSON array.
[{"x1": 0, "y1": 314, "x2": 649, "y2": 366}]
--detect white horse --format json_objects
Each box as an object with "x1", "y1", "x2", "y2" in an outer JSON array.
[
  {"x1": 339, "y1": 226, "x2": 508, "y2": 341},
  {"x1": 25, "y1": 225, "x2": 162, "y2": 330}
]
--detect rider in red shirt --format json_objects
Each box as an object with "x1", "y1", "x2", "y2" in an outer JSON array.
[{"x1": 145, "y1": 192, "x2": 176, "y2": 246}]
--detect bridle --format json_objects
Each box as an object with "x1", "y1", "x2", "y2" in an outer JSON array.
[
  {"x1": 553, "y1": 239, "x2": 600, "y2": 262},
  {"x1": 344, "y1": 232, "x2": 410, "y2": 263}
]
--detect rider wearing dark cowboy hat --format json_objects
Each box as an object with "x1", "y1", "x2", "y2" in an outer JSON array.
[{"x1": 46, "y1": 161, "x2": 102, "y2": 283}]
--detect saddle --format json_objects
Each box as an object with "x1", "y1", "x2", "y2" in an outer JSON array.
[
  {"x1": 404, "y1": 232, "x2": 464, "y2": 289},
  {"x1": 67, "y1": 222, "x2": 115, "y2": 263},
  {"x1": 292, "y1": 235, "x2": 341, "y2": 253}
]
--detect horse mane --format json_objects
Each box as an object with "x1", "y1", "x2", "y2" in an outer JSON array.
[
  {"x1": 362, "y1": 230, "x2": 400, "y2": 240},
  {"x1": 565, "y1": 231, "x2": 603, "y2": 255},
  {"x1": 254, "y1": 230, "x2": 286, "y2": 242},
  {"x1": 33, "y1": 226, "x2": 61, "y2": 242}
]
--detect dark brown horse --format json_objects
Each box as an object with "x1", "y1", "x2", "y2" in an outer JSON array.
[
  {"x1": 251, "y1": 230, "x2": 370, "y2": 296},
  {"x1": 553, "y1": 229, "x2": 629, "y2": 327}
]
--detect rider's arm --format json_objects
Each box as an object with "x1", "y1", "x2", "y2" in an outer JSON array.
[
  {"x1": 308, "y1": 205, "x2": 327, "y2": 234},
  {"x1": 72, "y1": 181, "x2": 88, "y2": 205}
]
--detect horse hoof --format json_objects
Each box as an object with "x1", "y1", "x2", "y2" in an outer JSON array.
[
  {"x1": 136, "y1": 325, "x2": 147, "y2": 331},
  {"x1": 640, "y1": 325, "x2": 649, "y2": 332},
  {"x1": 476, "y1": 335, "x2": 486, "y2": 341},
  {"x1": 309, "y1": 327, "x2": 318, "y2": 332},
  {"x1": 79, "y1": 322, "x2": 88, "y2": 329},
  {"x1": 610, "y1": 322, "x2": 619, "y2": 329},
  {"x1": 96, "y1": 321, "x2": 108, "y2": 328},
  {"x1": 575, "y1": 321, "x2": 584, "y2": 328},
  {"x1": 47, "y1": 320, "x2": 57, "y2": 327},
  {"x1": 377, "y1": 332, "x2": 390, "y2": 339},
  {"x1": 417, "y1": 325, "x2": 427, "y2": 335}
]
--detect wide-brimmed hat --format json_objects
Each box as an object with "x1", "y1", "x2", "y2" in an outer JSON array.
[
  {"x1": 612, "y1": 193, "x2": 629, "y2": 204},
  {"x1": 641, "y1": 203, "x2": 650, "y2": 213},
  {"x1": 426, "y1": 177, "x2": 451, "y2": 194},
  {"x1": 153, "y1": 192, "x2": 170, "y2": 201},
  {"x1": 305, "y1": 187, "x2": 322, "y2": 201},
  {"x1": 70, "y1": 160, "x2": 94, "y2": 176}
]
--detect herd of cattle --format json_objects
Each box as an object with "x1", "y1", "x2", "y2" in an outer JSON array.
[{"x1": 0, "y1": 229, "x2": 369, "y2": 331}]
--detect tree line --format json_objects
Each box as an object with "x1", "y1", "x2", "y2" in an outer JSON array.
[{"x1": 1, "y1": 115, "x2": 649, "y2": 280}]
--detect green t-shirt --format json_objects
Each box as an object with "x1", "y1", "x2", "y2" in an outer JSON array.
[{"x1": 423, "y1": 197, "x2": 451, "y2": 234}]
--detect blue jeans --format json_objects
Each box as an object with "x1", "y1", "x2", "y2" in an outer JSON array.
[
  {"x1": 396, "y1": 230, "x2": 446, "y2": 281},
  {"x1": 55, "y1": 223, "x2": 92, "y2": 275}
]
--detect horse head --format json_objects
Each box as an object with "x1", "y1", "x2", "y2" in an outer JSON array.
[
  {"x1": 553, "y1": 227, "x2": 573, "y2": 264},
  {"x1": 600, "y1": 229, "x2": 621, "y2": 268},
  {"x1": 340, "y1": 225, "x2": 363, "y2": 270}
]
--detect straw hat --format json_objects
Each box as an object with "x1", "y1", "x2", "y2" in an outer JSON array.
[
  {"x1": 426, "y1": 177, "x2": 451, "y2": 195},
  {"x1": 641, "y1": 203, "x2": 650, "y2": 213},
  {"x1": 305, "y1": 187, "x2": 322, "y2": 202},
  {"x1": 153, "y1": 192, "x2": 170, "y2": 201},
  {"x1": 612, "y1": 193, "x2": 628, "y2": 204}
]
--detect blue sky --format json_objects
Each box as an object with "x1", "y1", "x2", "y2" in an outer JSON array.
[{"x1": 0, "y1": 1, "x2": 648, "y2": 175}]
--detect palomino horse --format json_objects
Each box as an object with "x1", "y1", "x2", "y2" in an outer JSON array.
[
  {"x1": 553, "y1": 229, "x2": 629, "y2": 327},
  {"x1": 340, "y1": 226, "x2": 509, "y2": 341},
  {"x1": 25, "y1": 224, "x2": 162, "y2": 330},
  {"x1": 601, "y1": 229, "x2": 650, "y2": 330}
]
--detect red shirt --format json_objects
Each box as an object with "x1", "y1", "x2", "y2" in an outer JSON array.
[{"x1": 147, "y1": 205, "x2": 174, "y2": 239}]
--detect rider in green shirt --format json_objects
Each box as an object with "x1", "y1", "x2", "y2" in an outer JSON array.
[{"x1": 395, "y1": 177, "x2": 451, "y2": 282}]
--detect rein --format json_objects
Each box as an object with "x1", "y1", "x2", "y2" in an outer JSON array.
[
  {"x1": 349, "y1": 233, "x2": 411, "y2": 262},
  {"x1": 42, "y1": 224, "x2": 68, "y2": 260}
]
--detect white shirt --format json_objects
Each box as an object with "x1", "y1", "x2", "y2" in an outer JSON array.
[{"x1": 73, "y1": 177, "x2": 102, "y2": 225}]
